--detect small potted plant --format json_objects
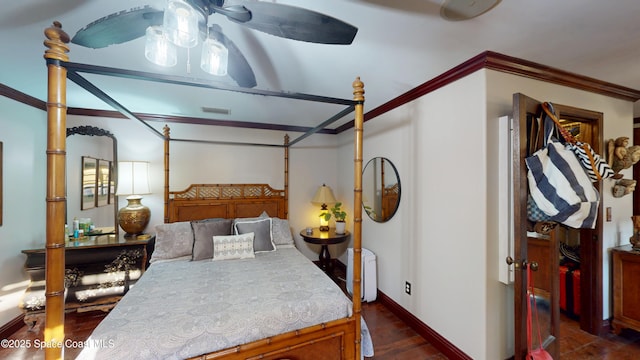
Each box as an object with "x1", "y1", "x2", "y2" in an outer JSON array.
[
  {"x1": 319, "y1": 202, "x2": 348, "y2": 233},
  {"x1": 330, "y1": 202, "x2": 347, "y2": 234}
]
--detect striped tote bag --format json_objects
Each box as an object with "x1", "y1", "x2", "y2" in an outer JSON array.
[
  {"x1": 525, "y1": 112, "x2": 599, "y2": 229},
  {"x1": 541, "y1": 102, "x2": 615, "y2": 182}
]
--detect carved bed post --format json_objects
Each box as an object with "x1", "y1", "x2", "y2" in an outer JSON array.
[
  {"x1": 43, "y1": 21, "x2": 70, "y2": 360},
  {"x1": 164, "y1": 125, "x2": 170, "y2": 223},
  {"x1": 352, "y1": 77, "x2": 364, "y2": 359},
  {"x1": 284, "y1": 134, "x2": 289, "y2": 219}
]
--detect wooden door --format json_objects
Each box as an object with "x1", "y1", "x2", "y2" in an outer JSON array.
[
  {"x1": 512, "y1": 93, "x2": 560, "y2": 359},
  {"x1": 512, "y1": 94, "x2": 605, "y2": 358}
]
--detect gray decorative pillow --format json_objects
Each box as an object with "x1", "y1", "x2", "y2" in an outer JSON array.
[
  {"x1": 234, "y1": 218, "x2": 275, "y2": 252},
  {"x1": 151, "y1": 221, "x2": 194, "y2": 263},
  {"x1": 272, "y1": 217, "x2": 294, "y2": 246},
  {"x1": 191, "y1": 218, "x2": 233, "y2": 261},
  {"x1": 212, "y1": 233, "x2": 255, "y2": 261}
]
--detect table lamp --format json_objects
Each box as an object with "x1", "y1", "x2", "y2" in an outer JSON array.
[{"x1": 311, "y1": 184, "x2": 336, "y2": 231}]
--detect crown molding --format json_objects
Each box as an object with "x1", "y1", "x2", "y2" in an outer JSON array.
[{"x1": 336, "y1": 51, "x2": 640, "y2": 133}]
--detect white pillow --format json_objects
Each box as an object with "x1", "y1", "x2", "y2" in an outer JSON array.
[{"x1": 212, "y1": 232, "x2": 256, "y2": 261}]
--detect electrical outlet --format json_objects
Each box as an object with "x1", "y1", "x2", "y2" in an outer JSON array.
[{"x1": 405, "y1": 281, "x2": 411, "y2": 295}]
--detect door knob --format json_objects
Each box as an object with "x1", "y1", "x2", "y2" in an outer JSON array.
[{"x1": 505, "y1": 256, "x2": 538, "y2": 271}]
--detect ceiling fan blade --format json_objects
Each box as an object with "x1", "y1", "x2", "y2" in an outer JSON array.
[
  {"x1": 226, "y1": 2, "x2": 357, "y2": 45},
  {"x1": 209, "y1": 25, "x2": 257, "y2": 88},
  {"x1": 210, "y1": 5, "x2": 252, "y2": 23},
  {"x1": 71, "y1": 6, "x2": 164, "y2": 49}
]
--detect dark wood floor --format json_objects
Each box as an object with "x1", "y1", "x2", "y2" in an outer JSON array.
[
  {"x1": 3, "y1": 304, "x2": 640, "y2": 359},
  {"x1": 558, "y1": 314, "x2": 640, "y2": 359}
]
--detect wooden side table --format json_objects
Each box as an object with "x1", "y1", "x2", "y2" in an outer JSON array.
[
  {"x1": 300, "y1": 227, "x2": 350, "y2": 276},
  {"x1": 612, "y1": 245, "x2": 640, "y2": 334}
]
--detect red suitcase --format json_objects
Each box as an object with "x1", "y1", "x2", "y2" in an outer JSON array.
[
  {"x1": 559, "y1": 266, "x2": 569, "y2": 312},
  {"x1": 572, "y1": 269, "x2": 580, "y2": 316}
]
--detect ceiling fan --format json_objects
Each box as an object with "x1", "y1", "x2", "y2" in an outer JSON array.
[{"x1": 71, "y1": 0, "x2": 358, "y2": 88}]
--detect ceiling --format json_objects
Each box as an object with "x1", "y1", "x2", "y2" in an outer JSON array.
[{"x1": 2, "y1": 0, "x2": 640, "y2": 133}]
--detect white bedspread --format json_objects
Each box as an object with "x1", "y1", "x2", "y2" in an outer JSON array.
[{"x1": 76, "y1": 247, "x2": 353, "y2": 359}]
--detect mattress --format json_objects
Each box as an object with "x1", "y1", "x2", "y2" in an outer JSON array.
[{"x1": 76, "y1": 247, "x2": 353, "y2": 359}]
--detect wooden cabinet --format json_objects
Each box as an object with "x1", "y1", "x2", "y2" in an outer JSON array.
[
  {"x1": 611, "y1": 245, "x2": 640, "y2": 334},
  {"x1": 20, "y1": 233, "x2": 153, "y2": 330}
]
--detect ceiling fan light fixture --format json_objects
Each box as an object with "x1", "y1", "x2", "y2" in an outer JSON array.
[
  {"x1": 200, "y1": 36, "x2": 228, "y2": 76},
  {"x1": 145, "y1": 26, "x2": 178, "y2": 67},
  {"x1": 440, "y1": 0, "x2": 501, "y2": 21},
  {"x1": 163, "y1": 0, "x2": 205, "y2": 48}
]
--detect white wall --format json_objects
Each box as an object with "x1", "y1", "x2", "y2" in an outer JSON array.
[
  {"x1": 338, "y1": 71, "x2": 491, "y2": 358},
  {"x1": 0, "y1": 97, "x2": 47, "y2": 326},
  {"x1": 335, "y1": 69, "x2": 634, "y2": 359}
]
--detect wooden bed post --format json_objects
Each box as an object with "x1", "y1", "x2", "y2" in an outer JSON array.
[
  {"x1": 284, "y1": 134, "x2": 289, "y2": 219},
  {"x1": 352, "y1": 77, "x2": 364, "y2": 359},
  {"x1": 164, "y1": 125, "x2": 170, "y2": 223},
  {"x1": 43, "y1": 21, "x2": 70, "y2": 360}
]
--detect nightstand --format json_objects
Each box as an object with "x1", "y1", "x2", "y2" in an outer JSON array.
[{"x1": 301, "y1": 227, "x2": 350, "y2": 277}]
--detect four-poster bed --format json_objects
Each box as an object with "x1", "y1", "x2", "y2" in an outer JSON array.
[{"x1": 43, "y1": 21, "x2": 365, "y2": 359}]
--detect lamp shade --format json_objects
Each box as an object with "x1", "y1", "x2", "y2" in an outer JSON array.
[
  {"x1": 145, "y1": 26, "x2": 177, "y2": 67},
  {"x1": 117, "y1": 161, "x2": 151, "y2": 196},
  {"x1": 200, "y1": 35, "x2": 229, "y2": 76},
  {"x1": 312, "y1": 184, "x2": 336, "y2": 206},
  {"x1": 163, "y1": 0, "x2": 204, "y2": 48}
]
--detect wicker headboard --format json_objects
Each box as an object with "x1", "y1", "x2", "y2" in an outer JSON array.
[{"x1": 166, "y1": 183, "x2": 286, "y2": 223}]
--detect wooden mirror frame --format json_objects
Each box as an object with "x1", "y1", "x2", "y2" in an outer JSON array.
[{"x1": 67, "y1": 126, "x2": 118, "y2": 234}]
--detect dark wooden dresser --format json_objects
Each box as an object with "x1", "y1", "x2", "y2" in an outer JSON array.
[
  {"x1": 611, "y1": 245, "x2": 640, "y2": 334},
  {"x1": 20, "y1": 233, "x2": 154, "y2": 330}
]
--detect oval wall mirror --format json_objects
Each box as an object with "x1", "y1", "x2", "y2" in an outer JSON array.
[{"x1": 362, "y1": 157, "x2": 401, "y2": 222}]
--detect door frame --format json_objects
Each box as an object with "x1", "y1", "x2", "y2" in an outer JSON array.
[
  {"x1": 512, "y1": 94, "x2": 604, "y2": 359},
  {"x1": 552, "y1": 103, "x2": 604, "y2": 336}
]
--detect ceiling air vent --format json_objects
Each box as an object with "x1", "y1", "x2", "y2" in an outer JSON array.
[{"x1": 201, "y1": 106, "x2": 230, "y2": 115}]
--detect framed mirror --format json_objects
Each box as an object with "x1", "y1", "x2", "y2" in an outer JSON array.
[
  {"x1": 67, "y1": 126, "x2": 118, "y2": 234},
  {"x1": 97, "y1": 159, "x2": 111, "y2": 207},
  {"x1": 81, "y1": 156, "x2": 97, "y2": 210},
  {"x1": 362, "y1": 157, "x2": 401, "y2": 222}
]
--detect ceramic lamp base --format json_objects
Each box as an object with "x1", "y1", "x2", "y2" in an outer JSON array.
[{"x1": 118, "y1": 196, "x2": 150, "y2": 235}]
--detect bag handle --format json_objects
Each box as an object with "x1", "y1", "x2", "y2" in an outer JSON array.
[
  {"x1": 542, "y1": 102, "x2": 602, "y2": 181},
  {"x1": 541, "y1": 102, "x2": 577, "y2": 144}
]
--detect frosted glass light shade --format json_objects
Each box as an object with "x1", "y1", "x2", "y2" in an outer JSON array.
[
  {"x1": 200, "y1": 37, "x2": 229, "y2": 76},
  {"x1": 145, "y1": 26, "x2": 177, "y2": 67},
  {"x1": 163, "y1": 0, "x2": 203, "y2": 48},
  {"x1": 117, "y1": 161, "x2": 151, "y2": 196}
]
